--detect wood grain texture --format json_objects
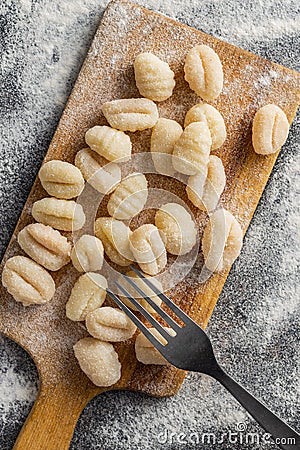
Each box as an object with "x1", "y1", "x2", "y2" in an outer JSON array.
[{"x1": 0, "y1": 1, "x2": 299, "y2": 449}]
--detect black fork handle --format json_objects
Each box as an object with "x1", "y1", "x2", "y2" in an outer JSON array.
[{"x1": 211, "y1": 365, "x2": 299, "y2": 450}]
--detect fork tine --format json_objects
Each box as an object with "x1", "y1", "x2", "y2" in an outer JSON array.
[
  {"x1": 106, "y1": 289, "x2": 166, "y2": 352},
  {"x1": 121, "y1": 273, "x2": 181, "y2": 332},
  {"x1": 115, "y1": 281, "x2": 175, "y2": 342},
  {"x1": 129, "y1": 265, "x2": 191, "y2": 324}
]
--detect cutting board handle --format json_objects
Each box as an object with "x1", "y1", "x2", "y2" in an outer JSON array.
[{"x1": 13, "y1": 384, "x2": 102, "y2": 450}]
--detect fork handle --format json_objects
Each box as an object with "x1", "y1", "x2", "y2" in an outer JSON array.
[{"x1": 212, "y1": 365, "x2": 299, "y2": 450}]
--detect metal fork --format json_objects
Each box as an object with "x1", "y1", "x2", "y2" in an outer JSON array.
[{"x1": 107, "y1": 266, "x2": 299, "y2": 450}]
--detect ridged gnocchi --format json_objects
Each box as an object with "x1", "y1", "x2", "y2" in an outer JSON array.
[
  {"x1": 32, "y1": 197, "x2": 85, "y2": 231},
  {"x1": 134, "y1": 52, "x2": 175, "y2": 101},
  {"x1": 202, "y1": 209, "x2": 243, "y2": 272},
  {"x1": 17, "y1": 223, "x2": 71, "y2": 271},
  {"x1": 38, "y1": 160, "x2": 85, "y2": 199},
  {"x1": 150, "y1": 118, "x2": 182, "y2": 176},
  {"x1": 66, "y1": 272, "x2": 107, "y2": 321},
  {"x1": 107, "y1": 173, "x2": 148, "y2": 220},
  {"x1": 252, "y1": 104, "x2": 289, "y2": 155},
  {"x1": 71, "y1": 235, "x2": 104, "y2": 272},
  {"x1": 186, "y1": 155, "x2": 226, "y2": 212},
  {"x1": 184, "y1": 44, "x2": 223, "y2": 101},
  {"x1": 95, "y1": 217, "x2": 134, "y2": 266},
  {"x1": 184, "y1": 103, "x2": 226, "y2": 150},
  {"x1": 73, "y1": 338, "x2": 121, "y2": 387},
  {"x1": 102, "y1": 98, "x2": 159, "y2": 132},
  {"x1": 85, "y1": 125, "x2": 131, "y2": 163},
  {"x1": 2, "y1": 256, "x2": 55, "y2": 306},
  {"x1": 155, "y1": 203, "x2": 197, "y2": 255},
  {"x1": 135, "y1": 327, "x2": 175, "y2": 365},
  {"x1": 117, "y1": 270, "x2": 163, "y2": 314},
  {"x1": 129, "y1": 224, "x2": 167, "y2": 275},
  {"x1": 86, "y1": 307, "x2": 137, "y2": 342},
  {"x1": 75, "y1": 148, "x2": 121, "y2": 194},
  {"x1": 172, "y1": 122, "x2": 212, "y2": 175}
]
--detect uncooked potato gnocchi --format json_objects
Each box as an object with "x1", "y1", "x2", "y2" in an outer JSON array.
[
  {"x1": 117, "y1": 270, "x2": 163, "y2": 314},
  {"x1": 184, "y1": 103, "x2": 226, "y2": 150},
  {"x1": 172, "y1": 122, "x2": 212, "y2": 175},
  {"x1": 38, "y1": 160, "x2": 85, "y2": 199},
  {"x1": 252, "y1": 104, "x2": 289, "y2": 155},
  {"x1": 95, "y1": 217, "x2": 134, "y2": 266},
  {"x1": 85, "y1": 125, "x2": 131, "y2": 163},
  {"x1": 186, "y1": 155, "x2": 226, "y2": 212},
  {"x1": 86, "y1": 307, "x2": 137, "y2": 342},
  {"x1": 155, "y1": 203, "x2": 197, "y2": 255},
  {"x1": 2, "y1": 256, "x2": 55, "y2": 306},
  {"x1": 107, "y1": 173, "x2": 148, "y2": 220},
  {"x1": 202, "y1": 208, "x2": 243, "y2": 272},
  {"x1": 17, "y1": 223, "x2": 71, "y2": 271},
  {"x1": 102, "y1": 98, "x2": 159, "y2": 132},
  {"x1": 150, "y1": 118, "x2": 183, "y2": 176},
  {"x1": 75, "y1": 148, "x2": 121, "y2": 194},
  {"x1": 184, "y1": 44, "x2": 223, "y2": 101},
  {"x1": 66, "y1": 272, "x2": 107, "y2": 321},
  {"x1": 129, "y1": 224, "x2": 167, "y2": 275},
  {"x1": 73, "y1": 338, "x2": 121, "y2": 387},
  {"x1": 134, "y1": 52, "x2": 175, "y2": 101},
  {"x1": 71, "y1": 235, "x2": 104, "y2": 272},
  {"x1": 32, "y1": 197, "x2": 85, "y2": 231},
  {"x1": 135, "y1": 327, "x2": 175, "y2": 365}
]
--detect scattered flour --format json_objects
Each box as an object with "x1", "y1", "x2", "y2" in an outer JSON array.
[
  {"x1": 0, "y1": 334, "x2": 38, "y2": 439},
  {"x1": 0, "y1": 366, "x2": 37, "y2": 406}
]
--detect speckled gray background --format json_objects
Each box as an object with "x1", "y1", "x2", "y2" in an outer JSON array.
[{"x1": 0, "y1": 0, "x2": 299, "y2": 449}]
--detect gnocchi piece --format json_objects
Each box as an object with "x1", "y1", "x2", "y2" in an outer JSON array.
[
  {"x1": 184, "y1": 103, "x2": 226, "y2": 150},
  {"x1": 155, "y1": 203, "x2": 197, "y2": 255},
  {"x1": 184, "y1": 44, "x2": 223, "y2": 101},
  {"x1": 186, "y1": 155, "x2": 226, "y2": 212},
  {"x1": 75, "y1": 148, "x2": 121, "y2": 194},
  {"x1": 85, "y1": 125, "x2": 131, "y2": 163},
  {"x1": 73, "y1": 338, "x2": 121, "y2": 387},
  {"x1": 129, "y1": 224, "x2": 167, "y2": 276},
  {"x1": 117, "y1": 270, "x2": 163, "y2": 314},
  {"x1": 134, "y1": 52, "x2": 175, "y2": 102},
  {"x1": 71, "y1": 235, "x2": 104, "y2": 272},
  {"x1": 252, "y1": 104, "x2": 289, "y2": 155},
  {"x1": 150, "y1": 118, "x2": 183, "y2": 176},
  {"x1": 102, "y1": 98, "x2": 159, "y2": 132},
  {"x1": 17, "y1": 223, "x2": 71, "y2": 271},
  {"x1": 86, "y1": 307, "x2": 137, "y2": 342},
  {"x1": 107, "y1": 173, "x2": 148, "y2": 220},
  {"x1": 2, "y1": 256, "x2": 55, "y2": 306},
  {"x1": 32, "y1": 197, "x2": 85, "y2": 231},
  {"x1": 135, "y1": 327, "x2": 175, "y2": 365},
  {"x1": 95, "y1": 217, "x2": 134, "y2": 266},
  {"x1": 66, "y1": 272, "x2": 107, "y2": 321},
  {"x1": 172, "y1": 122, "x2": 212, "y2": 175},
  {"x1": 38, "y1": 160, "x2": 85, "y2": 199},
  {"x1": 202, "y1": 209, "x2": 243, "y2": 272}
]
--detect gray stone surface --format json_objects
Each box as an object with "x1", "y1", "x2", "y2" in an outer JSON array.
[{"x1": 0, "y1": 0, "x2": 299, "y2": 449}]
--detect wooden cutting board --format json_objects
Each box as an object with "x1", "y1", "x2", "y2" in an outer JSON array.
[{"x1": 0, "y1": 1, "x2": 299, "y2": 449}]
